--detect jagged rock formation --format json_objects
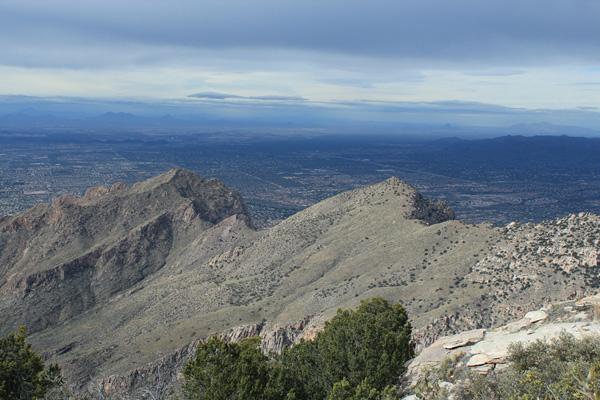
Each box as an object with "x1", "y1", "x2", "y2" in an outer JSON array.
[
  {"x1": 0, "y1": 170, "x2": 251, "y2": 335},
  {"x1": 0, "y1": 169, "x2": 255, "y2": 385},
  {"x1": 409, "y1": 190, "x2": 456, "y2": 225},
  {"x1": 1, "y1": 170, "x2": 599, "y2": 396}
]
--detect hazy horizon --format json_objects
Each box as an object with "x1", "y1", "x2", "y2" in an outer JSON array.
[{"x1": 1, "y1": 1, "x2": 599, "y2": 131}]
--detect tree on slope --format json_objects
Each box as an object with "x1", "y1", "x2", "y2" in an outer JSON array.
[
  {"x1": 279, "y1": 297, "x2": 414, "y2": 399},
  {"x1": 0, "y1": 326, "x2": 62, "y2": 400},
  {"x1": 181, "y1": 336, "x2": 288, "y2": 400},
  {"x1": 181, "y1": 297, "x2": 413, "y2": 400}
]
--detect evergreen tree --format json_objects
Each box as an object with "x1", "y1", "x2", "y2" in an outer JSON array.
[
  {"x1": 182, "y1": 336, "x2": 288, "y2": 400},
  {"x1": 280, "y1": 297, "x2": 414, "y2": 399},
  {"x1": 182, "y1": 298, "x2": 413, "y2": 400},
  {"x1": 0, "y1": 326, "x2": 62, "y2": 400}
]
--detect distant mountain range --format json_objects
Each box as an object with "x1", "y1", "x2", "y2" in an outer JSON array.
[
  {"x1": 507, "y1": 122, "x2": 599, "y2": 137},
  {"x1": 0, "y1": 110, "x2": 193, "y2": 129},
  {"x1": 1, "y1": 170, "x2": 599, "y2": 395},
  {"x1": 1, "y1": 108, "x2": 599, "y2": 138}
]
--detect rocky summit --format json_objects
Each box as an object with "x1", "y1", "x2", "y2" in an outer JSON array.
[{"x1": 0, "y1": 169, "x2": 599, "y2": 396}]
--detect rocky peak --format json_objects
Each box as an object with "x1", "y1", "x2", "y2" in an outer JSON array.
[
  {"x1": 0, "y1": 169, "x2": 252, "y2": 336},
  {"x1": 81, "y1": 185, "x2": 111, "y2": 201},
  {"x1": 51, "y1": 193, "x2": 77, "y2": 208},
  {"x1": 128, "y1": 169, "x2": 250, "y2": 225},
  {"x1": 382, "y1": 176, "x2": 456, "y2": 225}
]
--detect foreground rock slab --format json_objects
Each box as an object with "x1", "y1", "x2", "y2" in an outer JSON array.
[{"x1": 405, "y1": 293, "x2": 600, "y2": 390}]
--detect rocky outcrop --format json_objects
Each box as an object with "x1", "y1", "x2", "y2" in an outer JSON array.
[
  {"x1": 404, "y1": 293, "x2": 600, "y2": 397},
  {"x1": 410, "y1": 191, "x2": 455, "y2": 225}
]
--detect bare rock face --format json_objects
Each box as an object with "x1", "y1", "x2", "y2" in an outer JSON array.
[
  {"x1": 0, "y1": 169, "x2": 252, "y2": 336},
  {"x1": 97, "y1": 316, "x2": 320, "y2": 397},
  {"x1": 410, "y1": 191, "x2": 456, "y2": 225}
]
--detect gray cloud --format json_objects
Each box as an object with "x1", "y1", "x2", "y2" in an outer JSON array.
[
  {"x1": 188, "y1": 92, "x2": 244, "y2": 100},
  {"x1": 463, "y1": 69, "x2": 527, "y2": 77},
  {"x1": 188, "y1": 92, "x2": 306, "y2": 101},
  {"x1": 1, "y1": 1, "x2": 599, "y2": 69},
  {"x1": 337, "y1": 100, "x2": 523, "y2": 116}
]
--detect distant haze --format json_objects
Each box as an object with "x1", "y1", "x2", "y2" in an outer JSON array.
[{"x1": 0, "y1": 1, "x2": 599, "y2": 130}]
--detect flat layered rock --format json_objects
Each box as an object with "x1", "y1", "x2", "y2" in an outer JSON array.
[
  {"x1": 406, "y1": 298, "x2": 600, "y2": 394},
  {"x1": 524, "y1": 310, "x2": 547, "y2": 323},
  {"x1": 442, "y1": 329, "x2": 486, "y2": 349},
  {"x1": 467, "y1": 352, "x2": 507, "y2": 367}
]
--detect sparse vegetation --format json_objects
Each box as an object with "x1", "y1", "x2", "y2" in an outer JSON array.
[
  {"x1": 3, "y1": 169, "x2": 600, "y2": 398},
  {"x1": 414, "y1": 332, "x2": 600, "y2": 400}
]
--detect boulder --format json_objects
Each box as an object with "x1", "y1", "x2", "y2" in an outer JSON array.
[{"x1": 442, "y1": 329, "x2": 486, "y2": 349}]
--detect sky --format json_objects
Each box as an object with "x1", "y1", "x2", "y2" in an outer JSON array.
[{"x1": 0, "y1": 0, "x2": 599, "y2": 129}]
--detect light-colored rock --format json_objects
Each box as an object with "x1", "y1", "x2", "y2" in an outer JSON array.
[
  {"x1": 471, "y1": 364, "x2": 494, "y2": 374},
  {"x1": 442, "y1": 329, "x2": 486, "y2": 349},
  {"x1": 504, "y1": 317, "x2": 532, "y2": 333},
  {"x1": 578, "y1": 293, "x2": 600, "y2": 306},
  {"x1": 406, "y1": 298, "x2": 600, "y2": 399},
  {"x1": 524, "y1": 310, "x2": 547, "y2": 323},
  {"x1": 467, "y1": 352, "x2": 507, "y2": 367}
]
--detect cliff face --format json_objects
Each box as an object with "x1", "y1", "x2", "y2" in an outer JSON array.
[
  {"x1": 2, "y1": 171, "x2": 600, "y2": 397},
  {"x1": 409, "y1": 190, "x2": 456, "y2": 225},
  {"x1": 0, "y1": 169, "x2": 252, "y2": 336}
]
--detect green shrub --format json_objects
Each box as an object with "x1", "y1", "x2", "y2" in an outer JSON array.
[
  {"x1": 413, "y1": 352, "x2": 469, "y2": 400},
  {"x1": 279, "y1": 297, "x2": 413, "y2": 400},
  {"x1": 181, "y1": 336, "x2": 288, "y2": 400},
  {"x1": 182, "y1": 298, "x2": 412, "y2": 400},
  {"x1": 0, "y1": 326, "x2": 62, "y2": 400},
  {"x1": 327, "y1": 378, "x2": 397, "y2": 400}
]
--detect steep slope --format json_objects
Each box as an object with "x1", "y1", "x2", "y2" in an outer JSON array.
[
  {"x1": 1, "y1": 171, "x2": 599, "y2": 396},
  {"x1": 26, "y1": 176, "x2": 491, "y2": 389},
  {"x1": 0, "y1": 168, "x2": 252, "y2": 335}
]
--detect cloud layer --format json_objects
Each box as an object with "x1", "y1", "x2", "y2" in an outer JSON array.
[
  {"x1": 189, "y1": 92, "x2": 305, "y2": 101},
  {"x1": 0, "y1": 1, "x2": 599, "y2": 128},
  {"x1": 2, "y1": 1, "x2": 599, "y2": 68}
]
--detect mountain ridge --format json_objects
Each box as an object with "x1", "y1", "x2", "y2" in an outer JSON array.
[
  {"x1": 0, "y1": 169, "x2": 598, "y2": 395},
  {"x1": 0, "y1": 169, "x2": 251, "y2": 336}
]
